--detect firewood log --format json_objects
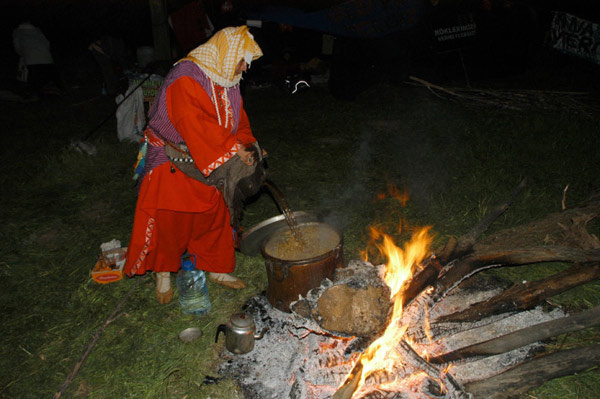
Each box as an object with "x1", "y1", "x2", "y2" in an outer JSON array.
[
  {"x1": 438, "y1": 178, "x2": 527, "y2": 264},
  {"x1": 432, "y1": 247, "x2": 600, "y2": 302},
  {"x1": 464, "y1": 345, "x2": 600, "y2": 399},
  {"x1": 431, "y1": 306, "x2": 600, "y2": 363},
  {"x1": 437, "y1": 262, "x2": 600, "y2": 323}
]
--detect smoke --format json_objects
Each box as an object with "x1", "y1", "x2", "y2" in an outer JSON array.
[
  {"x1": 319, "y1": 117, "x2": 463, "y2": 233},
  {"x1": 320, "y1": 128, "x2": 375, "y2": 232}
]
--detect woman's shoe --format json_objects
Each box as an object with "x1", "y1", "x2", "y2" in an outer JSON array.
[
  {"x1": 155, "y1": 272, "x2": 173, "y2": 304},
  {"x1": 208, "y1": 272, "x2": 246, "y2": 289}
]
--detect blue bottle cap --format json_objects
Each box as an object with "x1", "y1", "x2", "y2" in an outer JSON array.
[{"x1": 181, "y1": 259, "x2": 195, "y2": 271}]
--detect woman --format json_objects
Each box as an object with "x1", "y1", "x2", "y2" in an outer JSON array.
[{"x1": 124, "y1": 26, "x2": 263, "y2": 304}]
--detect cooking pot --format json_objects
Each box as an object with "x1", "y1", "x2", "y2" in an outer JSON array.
[
  {"x1": 215, "y1": 312, "x2": 268, "y2": 354},
  {"x1": 262, "y1": 221, "x2": 344, "y2": 312},
  {"x1": 240, "y1": 212, "x2": 345, "y2": 313}
]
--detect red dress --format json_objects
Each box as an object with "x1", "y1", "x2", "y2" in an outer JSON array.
[{"x1": 124, "y1": 69, "x2": 256, "y2": 276}]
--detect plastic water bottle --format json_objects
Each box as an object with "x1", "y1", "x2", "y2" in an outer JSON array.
[{"x1": 176, "y1": 254, "x2": 211, "y2": 315}]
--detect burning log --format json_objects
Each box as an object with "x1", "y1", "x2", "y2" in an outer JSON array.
[
  {"x1": 404, "y1": 178, "x2": 527, "y2": 305},
  {"x1": 432, "y1": 247, "x2": 600, "y2": 303},
  {"x1": 431, "y1": 306, "x2": 600, "y2": 363},
  {"x1": 438, "y1": 178, "x2": 528, "y2": 264},
  {"x1": 220, "y1": 191, "x2": 600, "y2": 399},
  {"x1": 402, "y1": 256, "x2": 444, "y2": 308},
  {"x1": 333, "y1": 339, "x2": 470, "y2": 399},
  {"x1": 331, "y1": 360, "x2": 363, "y2": 399},
  {"x1": 335, "y1": 194, "x2": 599, "y2": 398},
  {"x1": 464, "y1": 345, "x2": 600, "y2": 399},
  {"x1": 437, "y1": 262, "x2": 600, "y2": 323}
]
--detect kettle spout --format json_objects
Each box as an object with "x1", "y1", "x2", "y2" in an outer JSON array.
[{"x1": 253, "y1": 326, "x2": 269, "y2": 340}]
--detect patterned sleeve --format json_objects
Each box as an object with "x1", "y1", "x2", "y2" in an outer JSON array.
[{"x1": 166, "y1": 76, "x2": 241, "y2": 176}]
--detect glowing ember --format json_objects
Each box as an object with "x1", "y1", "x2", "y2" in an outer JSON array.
[{"x1": 342, "y1": 224, "x2": 434, "y2": 398}]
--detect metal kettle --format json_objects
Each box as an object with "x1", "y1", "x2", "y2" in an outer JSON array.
[{"x1": 215, "y1": 312, "x2": 268, "y2": 354}]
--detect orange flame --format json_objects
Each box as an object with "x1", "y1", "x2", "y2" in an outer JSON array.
[
  {"x1": 345, "y1": 224, "x2": 434, "y2": 397},
  {"x1": 387, "y1": 183, "x2": 410, "y2": 207}
]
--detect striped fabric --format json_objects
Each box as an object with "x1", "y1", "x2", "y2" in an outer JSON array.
[{"x1": 137, "y1": 61, "x2": 242, "y2": 183}]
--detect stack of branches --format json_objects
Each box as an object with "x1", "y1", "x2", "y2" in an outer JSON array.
[
  {"x1": 408, "y1": 76, "x2": 600, "y2": 118},
  {"x1": 321, "y1": 178, "x2": 600, "y2": 399}
]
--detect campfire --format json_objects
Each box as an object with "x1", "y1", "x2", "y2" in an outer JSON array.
[{"x1": 220, "y1": 183, "x2": 600, "y2": 399}]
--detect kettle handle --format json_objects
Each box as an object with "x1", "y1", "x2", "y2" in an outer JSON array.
[
  {"x1": 215, "y1": 324, "x2": 226, "y2": 343},
  {"x1": 254, "y1": 326, "x2": 269, "y2": 340}
]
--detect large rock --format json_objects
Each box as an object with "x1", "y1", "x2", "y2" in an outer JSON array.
[{"x1": 292, "y1": 260, "x2": 392, "y2": 337}]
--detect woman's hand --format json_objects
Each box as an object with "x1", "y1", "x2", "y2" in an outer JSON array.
[
  {"x1": 237, "y1": 146, "x2": 254, "y2": 166},
  {"x1": 237, "y1": 146, "x2": 267, "y2": 166}
]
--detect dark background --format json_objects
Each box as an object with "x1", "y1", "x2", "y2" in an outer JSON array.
[{"x1": 2, "y1": 0, "x2": 599, "y2": 98}]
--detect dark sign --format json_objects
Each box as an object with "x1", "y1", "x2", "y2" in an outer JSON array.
[
  {"x1": 431, "y1": 12, "x2": 477, "y2": 52},
  {"x1": 549, "y1": 12, "x2": 600, "y2": 64}
]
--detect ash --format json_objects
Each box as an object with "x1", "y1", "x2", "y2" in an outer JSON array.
[
  {"x1": 218, "y1": 295, "x2": 351, "y2": 399},
  {"x1": 218, "y1": 262, "x2": 565, "y2": 399}
]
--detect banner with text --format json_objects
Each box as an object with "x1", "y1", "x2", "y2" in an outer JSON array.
[{"x1": 549, "y1": 12, "x2": 600, "y2": 64}]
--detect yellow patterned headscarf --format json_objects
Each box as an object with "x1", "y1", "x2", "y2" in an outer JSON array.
[{"x1": 181, "y1": 26, "x2": 262, "y2": 88}]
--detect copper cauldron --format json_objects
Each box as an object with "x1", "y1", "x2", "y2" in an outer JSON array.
[{"x1": 261, "y1": 221, "x2": 344, "y2": 312}]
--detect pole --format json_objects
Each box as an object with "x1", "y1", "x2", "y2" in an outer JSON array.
[{"x1": 148, "y1": 0, "x2": 171, "y2": 61}]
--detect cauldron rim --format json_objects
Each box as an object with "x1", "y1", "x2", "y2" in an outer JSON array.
[
  {"x1": 260, "y1": 221, "x2": 343, "y2": 264},
  {"x1": 239, "y1": 211, "x2": 319, "y2": 256}
]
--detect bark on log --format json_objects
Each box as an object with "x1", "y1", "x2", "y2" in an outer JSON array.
[
  {"x1": 438, "y1": 178, "x2": 527, "y2": 264},
  {"x1": 464, "y1": 345, "x2": 600, "y2": 399},
  {"x1": 472, "y1": 197, "x2": 600, "y2": 254},
  {"x1": 402, "y1": 256, "x2": 443, "y2": 306},
  {"x1": 406, "y1": 177, "x2": 525, "y2": 306},
  {"x1": 437, "y1": 262, "x2": 600, "y2": 323},
  {"x1": 433, "y1": 247, "x2": 600, "y2": 302},
  {"x1": 431, "y1": 306, "x2": 600, "y2": 363}
]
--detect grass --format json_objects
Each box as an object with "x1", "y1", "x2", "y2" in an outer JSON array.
[{"x1": 1, "y1": 50, "x2": 599, "y2": 398}]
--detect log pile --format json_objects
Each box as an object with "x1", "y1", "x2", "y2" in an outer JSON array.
[
  {"x1": 220, "y1": 184, "x2": 600, "y2": 399},
  {"x1": 300, "y1": 183, "x2": 600, "y2": 398}
]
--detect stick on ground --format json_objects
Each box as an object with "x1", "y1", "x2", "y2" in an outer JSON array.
[{"x1": 53, "y1": 277, "x2": 145, "y2": 399}]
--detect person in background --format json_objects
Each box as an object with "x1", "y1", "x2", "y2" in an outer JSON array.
[
  {"x1": 124, "y1": 26, "x2": 264, "y2": 304},
  {"x1": 12, "y1": 20, "x2": 62, "y2": 98}
]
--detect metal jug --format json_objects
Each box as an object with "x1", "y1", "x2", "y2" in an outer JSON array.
[{"x1": 215, "y1": 312, "x2": 268, "y2": 354}]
